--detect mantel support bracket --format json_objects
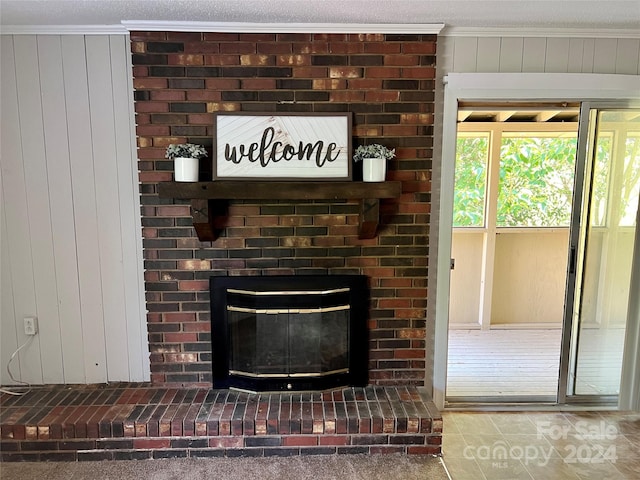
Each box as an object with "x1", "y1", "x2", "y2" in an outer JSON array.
[{"x1": 190, "y1": 199, "x2": 228, "y2": 242}]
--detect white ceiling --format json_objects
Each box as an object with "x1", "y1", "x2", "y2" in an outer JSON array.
[{"x1": 1, "y1": 0, "x2": 639, "y2": 33}]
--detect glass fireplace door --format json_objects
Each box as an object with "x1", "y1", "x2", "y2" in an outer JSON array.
[
  {"x1": 289, "y1": 308, "x2": 349, "y2": 376},
  {"x1": 228, "y1": 305, "x2": 350, "y2": 379},
  {"x1": 210, "y1": 275, "x2": 368, "y2": 392}
]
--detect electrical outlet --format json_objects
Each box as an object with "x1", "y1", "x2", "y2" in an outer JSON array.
[{"x1": 24, "y1": 317, "x2": 38, "y2": 336}]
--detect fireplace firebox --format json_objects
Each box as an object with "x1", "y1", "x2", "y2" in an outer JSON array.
[{"x1": 210, "y1": 275, "x2": 368, "y2": 392}]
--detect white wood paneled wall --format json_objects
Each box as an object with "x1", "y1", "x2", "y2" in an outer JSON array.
[
  {"x1": 438, "y1": 36, "x2": 640, "y2": 74},
  {"x1": 0, "y1": 34, "x2": 149, "y2": 385}
]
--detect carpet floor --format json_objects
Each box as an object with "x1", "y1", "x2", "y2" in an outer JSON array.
[{"x1": 0, "y1": 454, "x2": 450, "y2": 480}]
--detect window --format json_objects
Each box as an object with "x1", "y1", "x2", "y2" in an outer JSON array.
[
  {"x1": 497, "y1": 136, "x2": 577, "y2": 227},
  {"x1": 453, "y1": 128, "x2": 577, "y2": 229},
  {"x1": 453, "y1": 135, "x2": 489, "y2": 227}
]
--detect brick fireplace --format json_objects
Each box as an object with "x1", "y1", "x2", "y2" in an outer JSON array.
[{"x1": 132, "y1": 31, "x2": 435, "y2": 389}]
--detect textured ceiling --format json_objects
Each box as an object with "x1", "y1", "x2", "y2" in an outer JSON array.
[{"x1": 1, "y1": 0, "x2": 639, "y2": 30}]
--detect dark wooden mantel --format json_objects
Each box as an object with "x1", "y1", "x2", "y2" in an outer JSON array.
[{"x1": 158, "y1": 181, "x2": 402, "y2": 241}]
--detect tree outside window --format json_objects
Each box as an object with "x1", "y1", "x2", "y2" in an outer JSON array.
[{"x1": 453, "y1": 133, "x2": 577, "y2": 228}]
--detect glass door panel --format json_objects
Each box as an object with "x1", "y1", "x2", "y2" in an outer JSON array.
[
  {"x1": 448, "y1": 119, "x2": 578, "y2": 400},
  {"x1": 572, "y1": 110, "x2": 640, "y2": 396}
]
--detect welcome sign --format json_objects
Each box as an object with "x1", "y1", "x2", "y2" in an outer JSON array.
[{"x1": 213, "y1": 113, "x2": 352, "y2": 180}]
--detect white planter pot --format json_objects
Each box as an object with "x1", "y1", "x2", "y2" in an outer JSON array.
[
  {"x1": 361, "y1": 157, "x2": 386, "y2": 182},
  {"x1": 174, "y1": 157, "x2": 199, "y2": 182}
]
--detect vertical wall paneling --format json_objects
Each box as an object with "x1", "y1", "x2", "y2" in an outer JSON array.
[
  {"x1": 615, "y1": 39, "x2": 640, "y2": 74},
  {"x1": 498, "y1": 37, "x2": 524, "y2": 72},
  {"x1": 567, "y1": 39, "x2": 585, "y2": 73},
  {"x1": 581, "y1": 38, "x2": 596, "y2": 73},
  {"x1": 85, "y1": 35, "x2": 130, "y2": 380},
  {"x1": 452, "y1": 37, "x2": 478, "y2": 72},
  {"x1": 13, "y1": 35, "x2": 65, "y2": 383},
  {"x1": 440, "y1": 36, "x2": 640, "y2": 77},
  {"x1": 522, "y1": 37, "x2": 546, "y2": 72},
  {"x1": 1, "y1": 36, "x2": 31, "y2": 385},
  {"x1": 1, "y1": 170, "x2": 20, "y2": 385},
  {"x1": 109, "y1": 34, "x2": 149, "y2": 381},
  {"x1": 545, "y1": 38, "x2": 571, "y2": 73},
  {"x1": 475, "y1": 37, "x2": 501, "y2": 72},
  {"x1": 60, "y1": 35, "x2": 108, "y2": 383},
  {"x1": 593, "y1": 38, "x2": 618, "y2": 73},
  {"x1": 37, "y1": 35, "x2": 86, "y2": 383},
  {"x1": 1, "y1": 33, "x2": 149, "y2": 385}
]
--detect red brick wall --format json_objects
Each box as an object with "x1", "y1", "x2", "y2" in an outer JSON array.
[{"x1": 131, "y1": 32, "x2": 435, "y2": 387}]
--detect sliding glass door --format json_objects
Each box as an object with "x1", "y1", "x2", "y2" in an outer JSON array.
[
  {"x1": 435, "y1": 74, "x2": 640, "y2": 410},
  {"x1": 446, "y1": 103, "x2": 640, "y2": 404},
  {"x1": 563, "y1": 108, "x2": 640, "y2": 401}
]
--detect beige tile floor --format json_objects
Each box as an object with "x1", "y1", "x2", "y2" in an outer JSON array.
[{"x1": 441, "y1": 411, "x2": 640, "y2": 480}]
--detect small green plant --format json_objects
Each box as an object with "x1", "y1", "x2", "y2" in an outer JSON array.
[
  {"x1": 165, "y1": 143, "x2": 208, "y2": 160},
  {"x1": 352, "y1": 144, "x2": 395, "y2": 162}
]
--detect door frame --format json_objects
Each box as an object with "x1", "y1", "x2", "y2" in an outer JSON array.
[{"x1": 433, "y1": 72, "x2": 640, "y2": 410}]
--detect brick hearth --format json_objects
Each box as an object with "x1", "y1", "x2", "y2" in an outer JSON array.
[{"x1": 1, "y1": 385, "x2": 441, "y2": 461}]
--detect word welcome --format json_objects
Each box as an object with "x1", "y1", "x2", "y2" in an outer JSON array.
[{"x1": 224, "y1": 126, "x2": 341, "y2": 168}]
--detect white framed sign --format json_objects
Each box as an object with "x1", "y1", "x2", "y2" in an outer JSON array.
[{"x1": 213, "y1": 113, "x2": 352, "y2": 180}]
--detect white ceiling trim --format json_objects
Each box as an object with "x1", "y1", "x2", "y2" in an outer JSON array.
[
  {"x1": 0, "y1": 24, "x2": 128, "y2": 35},
  {"x1": 442, "y1": 26, "x2": 640, "y2": 39},
  {"x1": 2, "y1": 22, "x2": 638, "y2": 39},
  {"x1": 1, "y1": 21, "x2": 444, "y2": 35},
  {"x1": 120, "y1": 21, "x2": 445, "y2": 34}
]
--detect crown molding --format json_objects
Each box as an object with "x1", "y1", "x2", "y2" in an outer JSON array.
[
  {"x1": 3, "y1": 23, "x2": 637, "y2": 39},
  {"x1": 120, "y1": 21, "x2": 444, "y2": 34},
  {"x1": 1, "y1": 24, "x2": 128, "y2": 35},
  {"x1": 1, "y1": 21, "x2": 443, "y2": 35},
  {"x1": 441, "y1": 26, "x2": 640, "y2": 39}
]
